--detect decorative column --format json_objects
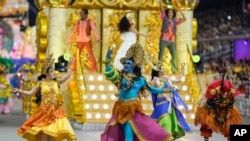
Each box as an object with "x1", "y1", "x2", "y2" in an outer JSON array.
[
  {"x1": 35, "y1": 0, "x2": 72, "y2": 62},
  {"x1": 172, "y1": 0, "x2": 199, "y2": 74},
  {"x1": 46, "y1": 8, "x2": 68, "y2": 60}
]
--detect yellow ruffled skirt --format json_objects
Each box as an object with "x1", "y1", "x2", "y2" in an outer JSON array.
[{"x1": 18, "y1": 104, "x2": 77, "y2": 141}]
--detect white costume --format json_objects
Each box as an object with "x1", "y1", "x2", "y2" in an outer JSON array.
[{"x1": 114, "y1": 31, "x2": 137, "y2": 71}]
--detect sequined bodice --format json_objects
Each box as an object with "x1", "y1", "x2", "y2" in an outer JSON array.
[{"x1": 40, "y1": 80, "x2": 63, "y2": 106}]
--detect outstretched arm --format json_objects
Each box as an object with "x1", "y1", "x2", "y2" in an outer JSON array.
[
  {"x1": 176, "y1": 10, "x2": 186, "y2": 23},
  {"x1": 12, "y1": 85, "x2": 39, "y2": 95},
  {"x1": 159, "y1": 0, "x2": 165, "y2": 13},
  {"x1": 130, "y1": 26, "x2": 148, "y2": 37}
]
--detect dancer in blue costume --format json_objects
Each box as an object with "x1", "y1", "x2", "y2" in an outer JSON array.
[
  {"x1": 101, "y1": 43, "x2": 174, "y2": 141},
  {"x1": 150, "y1": 67, "x2": 191, "y2": 139}
]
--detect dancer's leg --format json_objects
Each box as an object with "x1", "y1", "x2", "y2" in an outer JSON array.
[
  {"x1": 121, "y1": 122, "x2": 134, "y2": 141},
  {"x1": 84, "y1": 41, "x2": 97, "y2": 72}
]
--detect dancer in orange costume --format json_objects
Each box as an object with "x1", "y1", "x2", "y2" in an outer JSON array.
[
  {"x1": 12, "y1": 55, "x2": 76, "y2": 141},
  {"x1": 68, "y1": 8, "x2": 100, "y2": 72}
]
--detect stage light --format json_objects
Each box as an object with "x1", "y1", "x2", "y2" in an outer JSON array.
[
  {"x1": 185, "y1": 95, "x2": 190, "y2": 101},
  {"x1": 54, "y1": 53, "x2": 72, "y2": 72},
  {"x1": 103, "y1": 104, "x2": 109, "y2": 109},
  {"x1": 192, "y1": 54, "x2": 201, "y2": 63},
  {"x1": 105, "y1": 113, "x2": 111, "y2": 119},
  {"x1": 101, "y1": 94, "x2": 107, "y2": 100},
  {"x1": 88, "y1": 75, "x2": 94, "y2": 81}
]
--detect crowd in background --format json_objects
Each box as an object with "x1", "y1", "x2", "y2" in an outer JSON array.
[{"x1": 193, "y1": 2, "x2": 250, "y2": 116}]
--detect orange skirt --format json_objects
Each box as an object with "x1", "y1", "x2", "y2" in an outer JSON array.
[
  {"x1": 18, "y1": 104, "x2": 76, "y2": 141},
  {"x1": 194, "y1": 106, "x2": 242, "y2": 135}
]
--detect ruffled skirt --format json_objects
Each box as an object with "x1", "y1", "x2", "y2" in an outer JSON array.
[
  {"x1": 18, "y1": 104, "x2": 76, "y2": 141},
  {"x1": 101, "y1": 100, "x2": 173, "y2": 141}
]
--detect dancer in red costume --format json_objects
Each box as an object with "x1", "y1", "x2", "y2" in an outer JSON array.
[
  {"x1": 194, "y1": 71, "x2": 243, "y2": 141},
  {"x1": 68, "y1": 8, "x2": 100, "y2": 72}
]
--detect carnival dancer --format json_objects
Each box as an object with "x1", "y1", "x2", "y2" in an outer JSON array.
[
  {"x1": 113, "y1": 13, "x2": 148, "y2": 71},
  {"x1": 101, "y1": 43, "x2": 174, "y2": 141},
  {"x1": 12, "y1": 55, "x2": 76, "y2": 141},
  {"x1": 0, "y1": 57, "x2": 14, "y2": 115},
  {"x1": 158, "y1": 0, "x2": 186, "y2": 73},
  {"x1": 194, "y1": 71, "x2": 243, "y2": 141},
  {"x1": 150, "y1": 67, "x2": 191, "y2": 139},
  {"x1": 67, "y1": 8, "x2": 100, "y2": 72}
]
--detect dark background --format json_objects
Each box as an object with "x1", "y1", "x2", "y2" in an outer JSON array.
[{"x1": 27, "y1": 0, "x2": 250, "y2": 26}]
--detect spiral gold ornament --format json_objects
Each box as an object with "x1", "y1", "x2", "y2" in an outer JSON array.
[
  {"x1": 36, "y1": 11, "x2": 48, "y2": 68},
  {"x1": 36, "y1": 11, "x2": 48, "y2": 49},
  {"x1": 172, "y1": 0, "x2": 199, "y2": 10}
]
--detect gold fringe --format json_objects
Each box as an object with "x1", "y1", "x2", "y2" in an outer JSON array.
[{"x1": 112, "y1": 100, "x2": 143, "y2": 124}]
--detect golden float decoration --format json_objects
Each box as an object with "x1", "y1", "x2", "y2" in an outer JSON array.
[
  {"x1": 35, "y1": 11, "x2": 48, "y2": 70},
  {"x1": 35, "y1": 0, "x2": 73, "y2": 9},
  {"x1": 172, "y1": 0, "x2": 199, "y2": 10},
  {"x1": 34, "y1": 0, "x2": 49, "y2": 10}
]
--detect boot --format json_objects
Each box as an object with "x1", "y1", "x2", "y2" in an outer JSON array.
[{"x1": 204, "y1": 137, "x2": 209, "y2": 141}]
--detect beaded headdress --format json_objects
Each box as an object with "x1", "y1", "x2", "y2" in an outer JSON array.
[
  {"x1": 41, "y1": 54, "x2": 55, "y2": 74},
  {"x1": 120, "y1": 42, "x2": 145, "y2": 67}
]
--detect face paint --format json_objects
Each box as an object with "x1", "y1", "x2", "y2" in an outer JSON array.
[{"x1": 123, "y1": 59, "x2": 134, "y2": 73}]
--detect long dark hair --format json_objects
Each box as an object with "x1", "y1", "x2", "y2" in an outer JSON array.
[
  {"x1": 151, "y1": 69, "x2": 159, "y2": 80},
  {"x1": 35, "y1": 74, "x2": 45, "y2": 105},
  {"x1": 118, "y1": 16, "x2": 131, "y2": 33},
  {"x1": 165, "y1": 9, "x2": 176, "y2": 19}
]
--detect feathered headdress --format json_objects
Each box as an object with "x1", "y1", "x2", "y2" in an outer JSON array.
[
  {"x1": 120, "y1": 42, "x2": 145, "y2": 67},
  {"x1": 41, "y1": 54, "x2": 54, "y2": 74}
]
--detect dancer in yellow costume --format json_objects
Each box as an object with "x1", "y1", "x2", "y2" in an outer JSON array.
[
  {"x1": 0, "y1": 58, "x2": 14, "y2": 116},
  {"x1": 12, "y1": 55, "x2": 77, "y2": 141}
]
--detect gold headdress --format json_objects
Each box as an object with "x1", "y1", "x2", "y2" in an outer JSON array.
[
  {"x1": 41, "y1": 54, "x2": 55, "y2": 74},
  {"x1": 120, "y1": 42, "x2": 145, "y2": 67}
]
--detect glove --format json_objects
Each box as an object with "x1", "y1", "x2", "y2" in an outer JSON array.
[
  {"x1": 103, "y1": 47, "x2": 113, "y2": 66},
  {"x1": 105, "y1": 47, "x2": 113, "y2": 60}
]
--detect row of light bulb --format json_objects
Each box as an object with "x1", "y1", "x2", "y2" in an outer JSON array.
[
  {"x1": 83, "y1": 93, "x2": 191, "y2": 101},
  {"x1": 84, "y1": 103, "x2": 193, "y2": 111},
  {"x1": 81, "y1": 83, "x2": 189, "y2": 92},
  {"x1": 80, "y1": 74, "x2": 186, "y2": 84}
]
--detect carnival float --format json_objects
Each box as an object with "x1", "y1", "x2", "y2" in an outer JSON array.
[{"x1": 1, "y1": 0, "x2": 202, "y2": 127}]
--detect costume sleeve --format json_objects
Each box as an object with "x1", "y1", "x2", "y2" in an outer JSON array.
[
  {"x1": 146, "y1": 78, "x2": 164, "y2": 94},
  {"x1": 90, "y1": 20, "x2": 100, "y2": 40},
  {"x1": 161, "y1": 12, "x2": 166, "y2": 20},
  {"x1": 67, "y1": 22, "x2": 78, "y2": 43}
]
